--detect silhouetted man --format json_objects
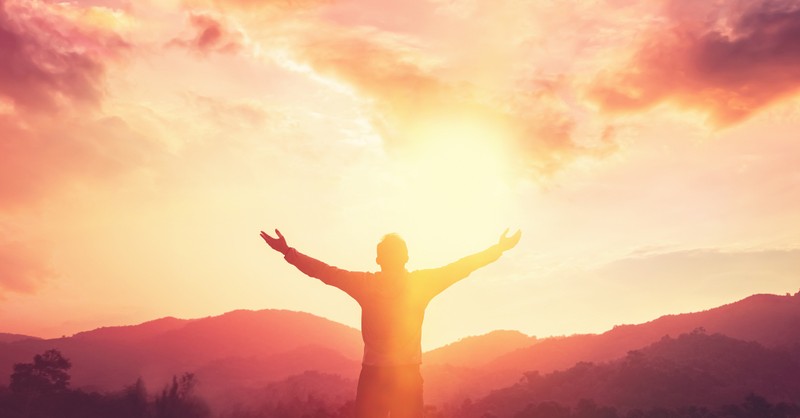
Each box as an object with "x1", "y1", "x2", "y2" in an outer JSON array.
[{"x1": 260, "y1": 229, "x2": 521, "y2": 418}]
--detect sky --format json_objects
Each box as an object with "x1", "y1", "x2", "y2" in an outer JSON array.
[{"x1": 1, "y1": 0, "x2": 799, "y2": 350}]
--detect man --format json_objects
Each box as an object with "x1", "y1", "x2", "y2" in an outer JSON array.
[{"x1": 260, "y1": 228, "x2": 521, "y2": 418}]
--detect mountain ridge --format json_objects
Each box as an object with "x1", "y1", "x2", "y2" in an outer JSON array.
[
  {"x1": 462, "y1": 330, "x2": 800, "y2": 417},
  {"x1": 421, "y1": 291, "x2": 800, "y2": 404},
  {"x1": 0, "y1": 333, "x2": 40, "y2": 344},
  {"x1": 2, "y1": 291, "x2": 800, "y2": 409},
  {"x1": 488, "y1": 291, "x2": 800, "y2": 374},
  {"x1": 0, "y1": 309, "x2": 363, "y2": 392}
]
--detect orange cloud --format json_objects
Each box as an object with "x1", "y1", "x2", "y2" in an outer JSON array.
[
  {"x1": 590, "y1": 0, "x2": 800, "y2": 126},
  {"x1": 288, "y1": 25, "x2": 615, "y2": 176},
  {"x1": 176, "y1": 0, "x2": 617, "y2": 176}
]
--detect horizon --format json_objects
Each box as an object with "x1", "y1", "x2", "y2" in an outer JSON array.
[
  {"x1": 5, "y1": 290, "x2": 799, "y2": 351},
  {"x1": 2, "y1": 0, "x2": 800, "y2": 351}
]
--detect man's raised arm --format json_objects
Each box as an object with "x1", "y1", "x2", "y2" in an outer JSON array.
[
  {"x1": 422, "y1": 229, "x2": 522, "y2": 297},
  {"x1": 260, "y1": 229, "x2": 367, "y2": 298}
]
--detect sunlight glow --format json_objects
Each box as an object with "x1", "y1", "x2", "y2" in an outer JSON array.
[{"x1": 385, "y1": 116, "x2": 517, "y2": 263}]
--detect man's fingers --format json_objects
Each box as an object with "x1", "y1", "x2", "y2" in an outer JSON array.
[
  {"x1": 275, "y1": 229, "x2": 284, "y2": 240},
  {"x1": 498, "y1": 229, "x2": 521, "y2": 250}
]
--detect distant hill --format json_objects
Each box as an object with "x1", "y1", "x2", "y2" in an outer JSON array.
[
  {"x1": 210, "y1": 370, "x2": 357, "y2": 414},
  {"x1": 423, "y1": 292, "x2": 800, "y2": 405},
  {"x1": 70, "y1": 316, "x2": 190, "y2": 343},
  {"x1": 2, "y1": 291, "x2": 800, "y2": 413},
  {"x1": 0, "y1": 333, "x2": 40, "y2": 344},
  {"x1": 421, "y1": 330, "x2": 539, "y2": 404},
  {"x1": 423, "y1": 330, "x2": 536, "y2": 368},
  {"x1": 463, "y1": 331, "x2": 800, "y2": 417},
  {"x1": 0, "y1": 309, "x2": 362, "y2": 396},
  {"x1": 489, "y1": 292, "x2": 800, "y2": 374}
]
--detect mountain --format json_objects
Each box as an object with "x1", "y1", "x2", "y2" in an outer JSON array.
[
  {"x1": 210, "y1": 370, "x2": 357, "y2": 414},
  {"x1": 462, "y1": 331, "x2": 800, "y2": 417},
  {"x1": 489, "y1": 292, "x2": 800, "y2": 375},
  {"x1": 69, "y1": 316, "x2": 190, "y2": 343},
  {"x1": 2, "y1": 291, "x2": 800, "y2": 413},
  {"x1": 421, "y1": 330, "x2": 539, "y2": 405},
  {"x1": 0, "y1": 309, "x2": 362, "y2": 396},
  {"x1": 0, "y1": 333, "x2": 40, "y2": 344},
  {"x1": 423, "y1": 330, "x2": 536, "y2": 368},
  {"x1": 422, "y1": 291, "x2": 800, "y2": 405}
]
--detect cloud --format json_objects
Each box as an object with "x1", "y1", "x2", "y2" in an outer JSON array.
[
  {"x1": 290, "y1": 27, "x2": 444, "y2": 139},
  {"x1": 288, "y1": 24, "x2": 615, "y2": 176},
  {"x1": 168, "y1": 12, "x2": 244, "y2": 55},
  {"x1": 0, "y1": 1, "x2": 155, "y2": 207},
  {"x1": 590, "y1": 0, "x2": 800, "y2": 126},
  {"x1": 0, "y1": 0, "x2": 129, "y2": 113},
  {"x1": 0, "y1": 239, "x2": 52, "y2": 296},
  {"x1": 0, "y1": 114, "x2": 159, "y2": 207},
  {"x1": 597, "y1": 247, "x2": 800, "y2": 289},
  {"x1": 0, "y1": 1, "x2": 158, "y2": 296},
  {"x1": 183, "y1": 0, "x2": 330, "y2": 16},
  {"x1": 173, "y1": 0, "x2": 618, "y2": 177}
]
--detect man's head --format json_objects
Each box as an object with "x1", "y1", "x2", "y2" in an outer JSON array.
[{"x1": 376, "y1": 233, "x2": 408, "y2": 271}]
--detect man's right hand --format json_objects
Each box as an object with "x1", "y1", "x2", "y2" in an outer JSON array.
[
  {"x1": 497, "y1": 228, "x2": 522, "y2": 252},
  {"x1": 260, "y1": 229, "x2": 290, "y2": 255}
]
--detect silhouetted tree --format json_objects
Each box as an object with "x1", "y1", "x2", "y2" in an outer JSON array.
[
  {"x1": 675, "y1": 405, "x2": 715, "y2": 418},
  {"x1": 515, "y1": 401, "x2": 571, "y2": 418},
  {"x1": 154, "y1": 373, "x2": 210, "y2": 418},
  {"x1": 121, "y1": 377, "x2": 150, "y2": 418},
  {"x1": 640, "y1": 407, "x2": 678, "y2": 418},
  {"x1": 10, "y1": 349, "x2": 71, "y2": 394},
  {"x1": 424, "y1": 404, "x2": 447, "y2": 418},
  {"x1": 336, "y1": 400, "x2": 355, "y2": 418},
  {"x1": 575, "y1": 399, "x2": 619, "y2": 418}
]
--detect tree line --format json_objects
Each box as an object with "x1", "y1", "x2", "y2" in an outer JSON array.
[
  {"x1": 2, "y1": 349, "x2": 798, "y2": 418},
  {"x1": 0, "y1": 349, "x2": 208, "y2": 418}
]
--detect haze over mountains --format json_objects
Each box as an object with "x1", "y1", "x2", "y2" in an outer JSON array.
[
  {"x1": 2, "y1": 291, "x2": 799, "y2": 413},
  {"x1": 0, "y1": 310, "x2": 362, "y2": 398},
  {"x1": 465, "y1": 330, "x2": 800, "y2": 417}
]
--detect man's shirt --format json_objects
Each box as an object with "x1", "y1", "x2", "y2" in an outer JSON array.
[{"x1": 284, "y1": 245, "x2": 503, "y2": 366}]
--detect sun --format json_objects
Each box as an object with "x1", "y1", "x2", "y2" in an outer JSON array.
[{"x1": 381, "y1": 115, "x2": 518, "y2": 264}]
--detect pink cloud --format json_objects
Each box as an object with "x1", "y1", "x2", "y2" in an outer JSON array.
[
  {"x1": 0, "y1": 239, "x2": 52, "y2": 296},
  {"x1": 184, "y1": 0, "x2": 331, "y2": 15},
  {"x1": 590, "y1": 0, "x2": 800, "y2": 126},
  {"x1": 0, "y1": 114, "x2": 157, "y2": 207},
  {"x1": 0, "y1": 1, "x2": 148, "y2": 296},
  {"x1": 0, "y1": 0, "x2": 128, "y2": 113},
  {"x1": 598, "y1": 248, "x2": 800, "y2": 293},
  {"x1": 0, "y1": 1, "x2": 153, "y2": 207},
  {"x1": 213, "y1": 0, "x2": 330, "y2": 10},
  {"x1": 168, "y1": 13, "x2": 244, "y2": 55}
]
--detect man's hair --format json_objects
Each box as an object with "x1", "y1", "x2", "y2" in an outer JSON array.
[{"x1": 376, "y1": 233, "x2": 408, "y2": 268}]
